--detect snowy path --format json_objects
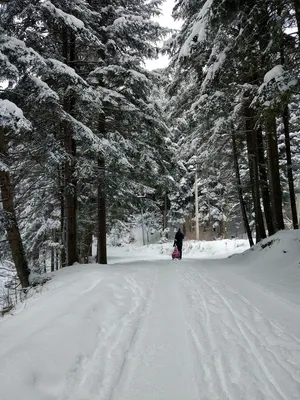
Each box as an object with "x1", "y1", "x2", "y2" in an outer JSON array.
[
  {"x1": 1, "y1": 258, "x2": 300, "y2": 399},
  {"x1": 110, "y1": 264, "x2": 199, "y2": 400}
]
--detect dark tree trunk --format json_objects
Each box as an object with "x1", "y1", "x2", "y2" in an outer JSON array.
[
  {"x1": 97, "y1": 158, "x2": 107, "y2": 264},
  {"x1": 256, "y1": 127, "x2": 275, "y2": 235},
  {"x1": 245, "y1": 104, "x2": 266, "y2": 243},
  {"x1": 80, "y1": 228, "x2": 93, "y2": 263},
  {"x1": 253, "y1": 131, "x2": 266, "y2": 242},
  {"x1": 56, "y1": 249, "x2": 59, "y2": 270},
  {"x1": 64, "y1": 114, "x2": 77, "y2": 265},
  {"x1": 0, "y1": 126, "x2": 30, "y2": 288},
  {"x1": 283, "y1": 106, "x2": 298, "y2": 229},
  {"x1": 97, "y1": 113, "x2": 107, "y2": 264},
  {"x1": 62, "y1": 28, "x2": 77, "y2": 266},
  {"x1": 51, "y1": 246, "x2": 55, "y2": 272},
  {"x1": 266, "y1": 114, "x2": 284, "y2": 231},
  {"x1": 231, "y1": 129, "x2": 254, "y2": 247},
  {"x1": 89, "y1": 233, "x2": 93, "y2": 257},
  {"x1": 43, "y1": 249, "x2": 47, "y2": 273},
  {"x1": 32, "y1": 246, "x2": 40, "y2": 274},
  {"x1": 278, "y1": 12, "x2": 298, "y2": 229},
  {"x1": 163, "y1": 192, "x2": 168, "y2": 231},
  {"x1": 53, "y1": 230, "x2": 59, "y2": 270},
  {"x1": 59, "y1": 166, "x2": 66, "y2": 267}
]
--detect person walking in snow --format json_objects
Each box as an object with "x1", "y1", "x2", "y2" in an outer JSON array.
[{"x1": 173, "y1": 228, "x2": 184, "y2": 259}]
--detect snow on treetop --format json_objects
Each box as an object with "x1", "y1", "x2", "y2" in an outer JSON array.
[
  {"x1": 0, "y1": 160, "x2": 9, "y2": 172},
  {"x1": 0, "y1": 99, "x2": 30, "y2": 131},
  {"x1": 0, "y1": 52, "x2": 18, "y2": 81},
  {"x1": 42, "y1": 1, "x2": 85, "y2": 30},
  {"x1": 30, "y1": 76, "x2": 60, "y2": 102},
  {"x1": 201, "y1": 47, "x2": 228, "y2": 91},
  {"x1": 47, "y1": 59, "x2": 86, "y2": 84},
  {"x1": 0, "y1": 35, "x2": 45, "y2": 68},
  {"x1": 257, "y1": 64, "x2": 298, "y2": 99},
  {"x1": 179, "y1": 0, "x2": 213, "y2": 57},
  {"x1": 0, "y1": 99, "x2": 23, "y2": 119},
  {"x1": 263, "y1": 65, "x2": 284, "y2": 84}
]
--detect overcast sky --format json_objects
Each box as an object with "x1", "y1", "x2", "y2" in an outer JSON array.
[{"x1": 145, "y1": 0, "x2": 181, "y2": 70}]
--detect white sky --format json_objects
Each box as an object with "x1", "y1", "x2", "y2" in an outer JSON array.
[{"x1": 145, "y1": 0, "x2": 182, "y2": 70}]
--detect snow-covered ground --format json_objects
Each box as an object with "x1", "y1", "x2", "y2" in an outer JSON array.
[
  {"x1": 112, "y1": 237, "x2": 249, "y2": 260},
  {"x1": 1, "y1": 233, "x2": 300, "y2": 399}
]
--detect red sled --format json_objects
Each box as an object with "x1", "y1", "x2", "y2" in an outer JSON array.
[{"x1": 172, "y1": 246, "x2": 180, "y2": 260}]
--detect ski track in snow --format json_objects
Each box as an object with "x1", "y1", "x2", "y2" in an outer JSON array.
[
  {"x1": 59, "y1": 270, "x2": 157, "y2": 400},
  {"x1": 180, "y1": 265, "x2": 300, "y2": 399},
  {"x1": 1, "y1": 259, "x2": 300, "y2": 399}
]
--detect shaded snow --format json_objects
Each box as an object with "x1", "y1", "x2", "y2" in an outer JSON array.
[{"x1": 264, "y1": 65, "x2": 284, "y2": 83}]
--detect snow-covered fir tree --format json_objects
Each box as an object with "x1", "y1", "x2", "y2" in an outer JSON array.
[
  {"x1": 166, "y1": 0, "x2": 300, "y2": 243},
  {"x1": 0, "y1": 0, "x2": 174, "y2": 275}
]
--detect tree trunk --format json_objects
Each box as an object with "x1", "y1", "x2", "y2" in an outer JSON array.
[
  {"x1": 278, "y1": 12, "x2": 297, "y2": 229},
  {"x1": 0, "y1": 126, "x2": 30, "y2": 288},
  {"x1": 96, "y1": 113, "x2": 107, "y2": 264},
  {"x1": 62, "y1": 28, "x2": 77, "y2": 266},
  {"x1": 97, "y1": 158, "x2": 107, "y2": 264},
  {"x1": 253, "y1": 130, "x2": 266, "y2": 242},
  {"x1": 51, "y1": 246, "x2": 55, "y2": 272},
  {"x1": 266, "y1": 114, "x2": 284, "y2": 231},
  {"x1": 256, "y1": 127, "x2": 275, "y2": 235},
  {"x1": 64, "y1": 115, "x2": 77, "y2": 265},
  {"x1": 59, "y1": 166, "x2": 66, "y2": 267},
  {"x1": 231, "y1": 129, "x2": 254, "y2": 247},
  {"x1": 80, "y1": 228, "x2": 93, "y2": 263},
  {"x1": 31, "y1": 246, "x2": 40, "y2": 274},
  {"x1": 283, "y1": 105, "x2": 298, "y2": 229},
  {"x1": 43, "y1": 249, "x2": 47, "y2": 273},
  {"x1": 163, "y1": 191, "x2": 168, "y2": 232},
  {"x1": 245, "y1": 104, "x2": 266, "y2": 243},
  {"x1": 89, "y1": 234, "x2": 93, "y2": 257},
  {"x1": 52, "y1": 230, "x2": 59, "y2": 270}
]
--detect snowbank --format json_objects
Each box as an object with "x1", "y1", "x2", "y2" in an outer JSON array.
[
  {"x1": 228, "y1": 230, "x2": 300, "y2": 306},
  {"x1": 110, "y1": 238, "x2": 249, "y2": 260}
]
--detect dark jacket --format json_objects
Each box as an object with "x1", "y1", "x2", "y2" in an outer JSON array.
[{"x1": 174, "y1": 229, "x2": 184, "y2": 247}]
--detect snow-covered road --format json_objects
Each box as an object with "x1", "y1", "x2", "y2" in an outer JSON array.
[{"x1": 1, "y1": 257, "x2": 300, "y2": 400}]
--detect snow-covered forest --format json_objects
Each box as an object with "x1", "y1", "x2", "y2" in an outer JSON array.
[
  {"x1": 2, "y1": 1, "x2": 300, "y2": 399},
  {"x1": 2, "y1": 0, "x2": 300, "y2": 289}
]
